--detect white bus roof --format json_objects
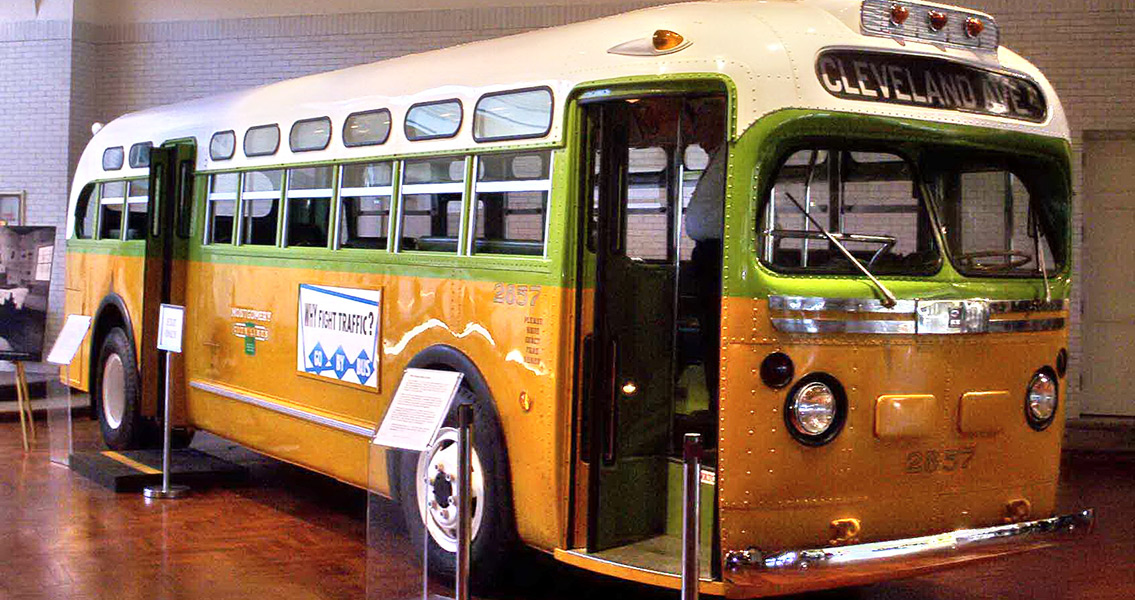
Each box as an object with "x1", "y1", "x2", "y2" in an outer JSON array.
[{"x1": 69, "y1": 0, "x2": 1068, "y2": 227}]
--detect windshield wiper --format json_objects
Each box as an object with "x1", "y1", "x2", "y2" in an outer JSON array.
[
  {"x1": 782, "y1": 191, "x2": 899, "y2": 308},
  {"x1": 1028, "y1": 205, "x2": 1053, "y2": 302}
]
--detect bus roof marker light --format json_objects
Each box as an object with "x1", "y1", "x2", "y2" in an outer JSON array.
[
  {"x1": 890, "y1": 4, "x2": 909, "y2": 26},
  {"x1": 607, "y1": 30, "x2": 691, "y2": 56},
  {"x1": 965, "y1": 16, "x2": 985, "y2": 38},
  {"x1": 652, "y1": 29, "x2": 684, "y2": 51},
  {"x1": 928, "y1": 11, "x2": 948, "y2": 32}
]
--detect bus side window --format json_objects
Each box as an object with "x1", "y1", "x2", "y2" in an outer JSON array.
[
  {"x1": 339, "y1": 162, "x2": 393, "y2": 250},
  {"x1": 473, "y1": 151, "x2": 550, "y2": 256},
  {"x1": 399, "y1": 156, "x2": 465, "y2": 253},
  {"x1": 206, "y1": 173, "x2": 237, "y2": 244},
  {"x1": 124, "y1": 178, "x2": 149, "y2": 240},
  {"x1": 98, "y1": 181, "x2": 126, "y2": 240},
  {"x1": 74, "y1": 183, "x2": 97, "y2": 239},
  {"x1": 285, "y1": 166, "x2": 334, "y2": 248},
  {"x1": 241, "y1": 169, "x2": 283, "y2": 246}
]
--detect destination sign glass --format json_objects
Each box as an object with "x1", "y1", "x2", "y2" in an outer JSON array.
[{"x1": 816, "y1": 50, "x2": 1046, "y2": 123}]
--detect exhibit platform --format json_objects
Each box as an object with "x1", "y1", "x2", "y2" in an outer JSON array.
[{"x1": 69, "y1": 447, "x2": 248, "y2": 492}]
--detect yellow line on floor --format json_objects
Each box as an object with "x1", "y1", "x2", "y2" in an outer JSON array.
[{"x1": 101, "y1": 451, "x2": 162, "y2": 475}]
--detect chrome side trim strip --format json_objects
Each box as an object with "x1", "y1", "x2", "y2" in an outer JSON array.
[
  {"x1": 769, "y1": 296, "x2": 1068, "y2": 335},
  {"x1": 988, "y1": 299, "x2": 1069, "y2": 314},
  {"x1": 770, "y1": 318, "x2": 915, "y2": 335},
  {"x1": 189, "y1": 380, "x2": 374, "y2": 438},
  {"x1": 726, "y1": 509, "x2": 1094, "y2": 573},
  {"x1": 988, "y1": 317, "x2": 1066, "y2": 333},
  {"x1": 769, "y1": 295, "x2": 916, "y2": 314}
]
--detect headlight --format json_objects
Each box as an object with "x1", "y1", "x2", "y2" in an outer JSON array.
[
  {"x1": 785, "y1": 375, "x2": 847, "y2": 445},
  {"x1": 1026, "y1": 370, "x2": 1058, "y2": 430}
]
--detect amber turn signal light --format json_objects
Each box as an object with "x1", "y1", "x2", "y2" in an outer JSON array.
[
  {"x1": 965, "y1": 16, "x2": 985, "y2": 38},
  {"x1": 928, "y1": 10, "x2": 948, "y2": 31},
  {"x1": 890, "y1": 4, "x2": 909, "y2": 26},
  {"x1": 652, "y1": 29, "x2": 684, "y2": 51}
]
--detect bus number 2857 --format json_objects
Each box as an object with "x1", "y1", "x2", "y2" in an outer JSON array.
[
  {"x1": 493, "y1": 284, "x2": 541, "y2": 307},
  {"x1": 905, "y1": 447, "x2": 976, "y2": 474}
]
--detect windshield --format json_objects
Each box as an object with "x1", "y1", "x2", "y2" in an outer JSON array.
[
  {"x1": 761, "y1": 148, "x2": 940, "y2": 275},
  {"x1": 923, "y1": 150, "x2": 1068, "y2": 277}
]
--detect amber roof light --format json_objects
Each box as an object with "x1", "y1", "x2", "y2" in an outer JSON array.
[{"x1": 652, "y1": 29, "x2": 684, "y2": 51}]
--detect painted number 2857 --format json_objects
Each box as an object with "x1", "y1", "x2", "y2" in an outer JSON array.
[
  {"x1": 905, "y1": 447, "x2": 975, "y2": 474},
  {"x1": 493, "y1": 283, "x2": 541, "y2": 307}
]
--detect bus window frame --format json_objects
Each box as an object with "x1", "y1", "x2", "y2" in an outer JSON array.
[
  {"x1": 289, "y1": 117, "x2": 334, "y2": 153},
  {"x1": 244, "y1": 124, "x2": 282, "y2": 158},
  {"x1": 204, "y1": 171, "x2": 241, "y2": 246},
  {"x1": 404, "y1": 99, "x2": 464, "y2": 142},
  {"x1": 467, "y1": 150, "x2": 553, "y2": 258},
  {"x1": 97, "y1": 179, "x2": 128, "y2": 241},
  {"x1": 333, "y1": 159, "x2": 397, "y2": 252},
  {"x1": 394, "y1": 155, "x2": 471, "y2": 254},
  {"x1": 472, "y1": 86, "x2": 555, "y2": 143},
  {"x1": 123, "y1": 177, "x2": 150, "y2": 242},
  {"x1": 282, "y1": 164, "x2": 337, "y2": 249},
  {"x1": 236, "y1": 168, "x2": 286, "y2": 247},
  {"x1": 342, "y1": 109, "x2": 393, "y2": 148}
]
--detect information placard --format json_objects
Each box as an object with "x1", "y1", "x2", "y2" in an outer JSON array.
[
  {"x1": 157, "y1": 304, "x2": 185, "y2": 353},
  {"x1": 45, "y1": 314, "x2": 93, "y2": 366},
  {"x1": 373, "y1": 368, "x2": 464, "y2": 451}
]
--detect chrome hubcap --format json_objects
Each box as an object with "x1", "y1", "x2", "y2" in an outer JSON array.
[
  {"x1": 415, "y1": 427, "x2": 485, "y2": 552},
  {"x1": 101, "y1": 354, "x2": 126, "y2": 430}
]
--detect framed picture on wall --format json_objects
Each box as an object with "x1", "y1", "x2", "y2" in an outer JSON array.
[
  {"x1": 0, "y1": 226, "x2": 56, "y2": 361},
  {"x1": 0, "y1": 191, "x2": 25, "y2": 226}
]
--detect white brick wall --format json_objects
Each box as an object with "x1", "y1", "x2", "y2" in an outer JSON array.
[
  {"x1": 1, "y1": 0, "x2": 1132, "y2": 416},
  {"x1": 0, "y1": 20, "x2": 75, "y2": 346}
]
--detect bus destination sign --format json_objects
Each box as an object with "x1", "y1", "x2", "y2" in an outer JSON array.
[{"x1": 816, "y1": 50, "x2": 1047, "y2": 123}]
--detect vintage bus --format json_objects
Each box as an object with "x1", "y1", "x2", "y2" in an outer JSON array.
[{"x1": 64, "y1": 0, "x2": 1092, "y2": 595}]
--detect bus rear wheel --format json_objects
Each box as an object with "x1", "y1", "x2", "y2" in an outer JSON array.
[
  {"x1": 398, "y1": 386, "x2": 516, "y2": 591},
  {"x1": 96, "y1": 327, "x2": 144, "y2": 450}
]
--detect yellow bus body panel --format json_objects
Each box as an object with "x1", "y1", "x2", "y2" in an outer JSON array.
[
  {"x1": 718, "y1": 296, "x2": 1065, "y2": 553},
  {"x1": 63, "y1": 248, "x2": 144, "y2": 390},
  {"x1": 183, "y1": 258, "x2": 571, "y2": 551}
]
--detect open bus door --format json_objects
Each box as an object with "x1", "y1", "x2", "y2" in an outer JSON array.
[
  {"x1": 576, "y1": 92, "x2": 725, "y2": 573},
  {"x1": 139, "y1": 141, "x2": 195, "y2": 427}
]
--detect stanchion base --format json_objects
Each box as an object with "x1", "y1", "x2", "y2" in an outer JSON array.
[{"x1": 142, "y1": 484, "x2": 191, "y2": 499}]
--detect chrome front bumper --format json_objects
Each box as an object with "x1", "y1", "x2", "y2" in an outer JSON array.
[{"x1": 723, "y1": 510, "x2": 1094, "y2": 597}]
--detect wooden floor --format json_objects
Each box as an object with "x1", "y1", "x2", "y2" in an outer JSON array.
[{"x1": 1, "y1": 418, "x2": 1132, "y2": 600}]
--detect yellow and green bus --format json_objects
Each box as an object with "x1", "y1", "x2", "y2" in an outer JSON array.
[{"x1": 64, "y1": 0, "x2": 1091, "y2": 595}]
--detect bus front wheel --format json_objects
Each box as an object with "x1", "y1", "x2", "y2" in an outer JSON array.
[
  {"x1": 96, "y1": 327, "x2": 144, "y2": 450},
  {"x1": 398, "y1": 386, "x2": 516, "y2": 590}
]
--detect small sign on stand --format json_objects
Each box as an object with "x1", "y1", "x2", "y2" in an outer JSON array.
[
  {"x1": 369, "y1": 368, "x2": 468, "y2": 600},
  {"x1": 143, "y1": 304, "x2": 189, "y2": 500},
  {"x1": 44, "y1": 314, "x2": 93, "y2": 465},
  {"x1": 373, "y1": 368, "x2": 463, "y2": 452}
]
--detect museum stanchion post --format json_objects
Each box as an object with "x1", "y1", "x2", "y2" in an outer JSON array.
[
  {"x1": 144, "y1": 304, "x2": 189, "y2": 500},
  {"x1": 682, "y1": 432, "x2": 703, "y2": 600}
]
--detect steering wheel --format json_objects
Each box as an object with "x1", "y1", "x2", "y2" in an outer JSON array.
[{"x1": 956, "y1": 250, "x2": 1033, "y2": 272}]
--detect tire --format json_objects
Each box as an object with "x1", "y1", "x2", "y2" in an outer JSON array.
[
  {"x1": 398, "y1": 386, "x2": 517, "y2": 591},
  {"x1": 95, "y1": 327, "x2": 144, "y2": 450}
]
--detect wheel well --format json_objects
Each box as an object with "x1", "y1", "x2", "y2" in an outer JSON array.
[
  {"x1": 387, "y1": 345, "x2": 503, "y2": 503},
  {"x1": 88, "y1": 294, "x2": 135, "y2": 412}
]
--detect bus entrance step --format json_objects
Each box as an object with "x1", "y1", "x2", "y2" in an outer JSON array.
[{"x1": 68, "y1": 448, "x2": 248, "y2": 493}]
